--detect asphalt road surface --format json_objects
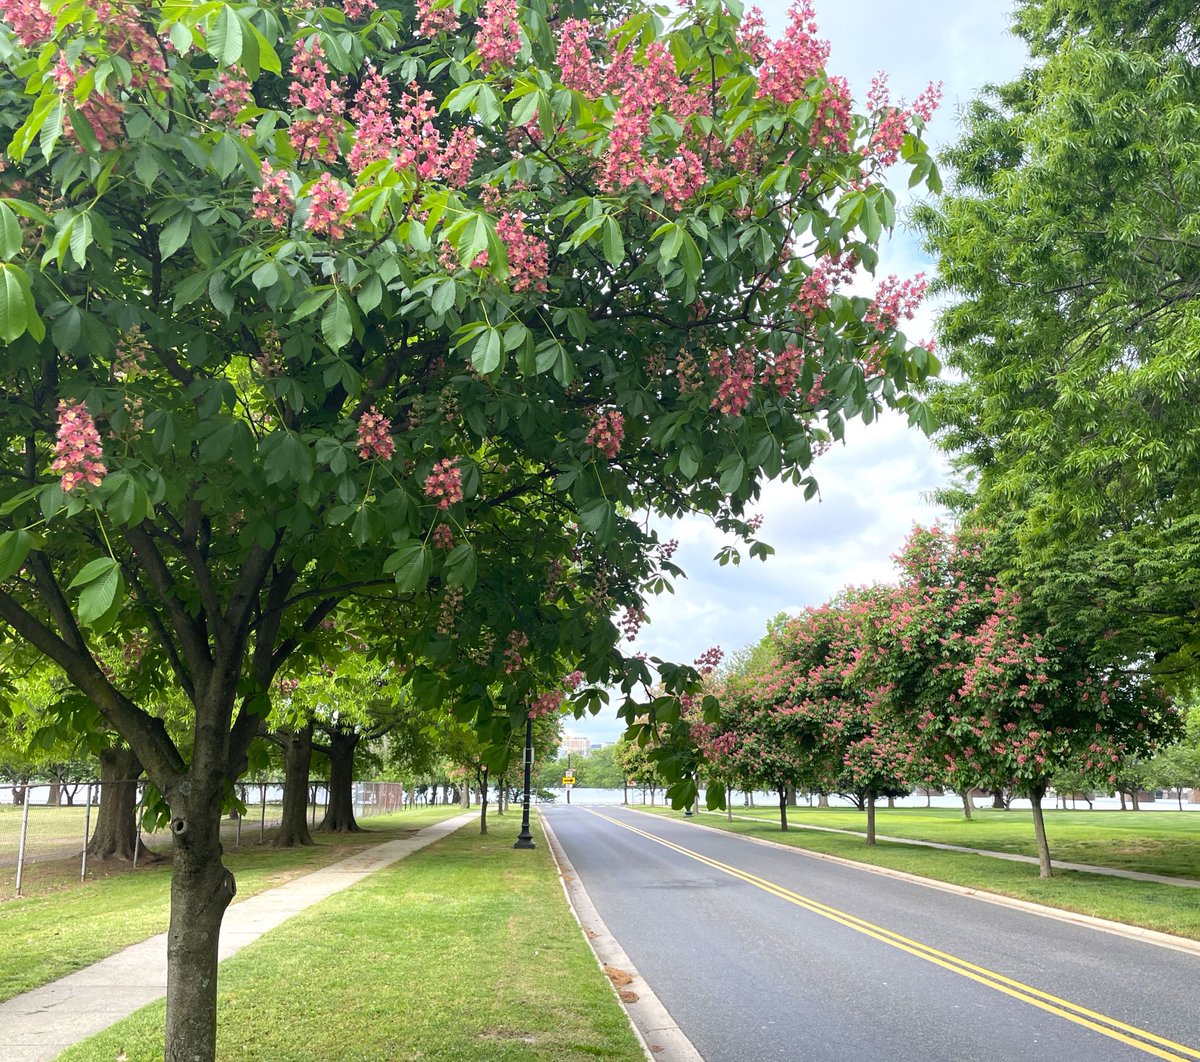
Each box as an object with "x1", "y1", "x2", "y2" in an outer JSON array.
[{"x1": 544, "y1": 804, "x2": 1200, "y2": 1062}]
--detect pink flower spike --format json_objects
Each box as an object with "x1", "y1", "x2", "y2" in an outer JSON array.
[{"x1": 51, "y1": 399, "x2": 107, "y2": 492}]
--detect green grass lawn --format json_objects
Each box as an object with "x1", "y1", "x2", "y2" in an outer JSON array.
[
  {"x1": 58, "y1": 812, "x2": 643, "y2": 1062},
  {"x1": 639, "y1": 806, "x2": 1200, "y2": 940},
  {"x1": 0, "y1": 806, "x2": 465, "y2": 1003},
  {"x1": 713, "y1": 804, "x2": 1200, "y2": 879}
]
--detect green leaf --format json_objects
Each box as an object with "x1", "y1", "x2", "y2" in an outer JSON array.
[
  {"x1": 602, "y1": 217, "x2": 624, "y2": 269},
  {"x1": 719, "y1": 456, "x2": 745, "y2": 494},
  {"x1": 249, "y1": 24, "x2": 282, "y2": 74},
  {"x1": 443, "y1": 542, "x2": 477, "y2": 590},
  {"x1": 38, "y1": 100, "x2": 63, "y2": 162},
  {"x1": 69, "y1": 212, "x2": 93, "y2": 268},
  {"x1": 431, "y1": 278, "x2": 457, "y2": 316},
  {"x1": 578, "y1": 498, "x2": 610, "y2": 533},
  {"x1": 159, "y1": 212, "x2": 192, "y2": 261},
  {"x1": 471, "y1": 326, "x2": 502, "y2": 374},
  {"x1": 209, "y1": 5, "x2": 244, "y2": 66},
  {"x1": 322, "y1": 291, "x2": 353, "y2": 350},
  {"x1": 77, "y1": 561, "x2": 122, "y2": 627},
  {"x1": 0, "y1": 264, "x2": 33, "y2": 343},
  {"x1": 385, "y1": 542, "x2": 431, "y2": 592},
  {"x1": 0, "y1": 529, "x2": 39, "y2": 580},
  {"x1": 69, "y1": 556, "x2": 120, "y2": 589},
  {"x1": 0, "y1": 202, "x2": 21, "y2": 261}
]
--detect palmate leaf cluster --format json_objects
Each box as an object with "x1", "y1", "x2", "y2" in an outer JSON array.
[{"x1": 920, "y1": 0, "x2": 1200, "y2": 685}]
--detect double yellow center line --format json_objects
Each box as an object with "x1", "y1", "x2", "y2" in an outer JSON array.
[{"x1": 588, "y1": 809, "x2": 1200, "y2": 1062}]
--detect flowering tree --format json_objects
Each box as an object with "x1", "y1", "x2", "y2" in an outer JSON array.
[
  {"x1": 865, "y1": 525, "x2": 1176, "y2": 875},
  {"x1": 0, "y1": 0, "x2": 939, "y2": 1053}
]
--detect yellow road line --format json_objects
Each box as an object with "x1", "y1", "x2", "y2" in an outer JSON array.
[{"x1": 588, "y1": 809, "x2": 1200, "y2": 1062}]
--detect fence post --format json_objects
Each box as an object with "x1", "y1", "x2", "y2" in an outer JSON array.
[
  {"x1": 132, "y1": 787, "x2": 141, "y2": 868},
  {"x1": 81, "y1": 783, "x2": 94, "y2": 883},
  {"x1": 14, "y1": 796, "x2": 31, "y2": 897},
  {"x1": 259, "y1": 783, "x2": 266, "y2": 843}
]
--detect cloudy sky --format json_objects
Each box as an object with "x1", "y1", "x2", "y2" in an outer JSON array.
[{"x1": 567, "y1": 0, "x2": 1030, "y2": 745}]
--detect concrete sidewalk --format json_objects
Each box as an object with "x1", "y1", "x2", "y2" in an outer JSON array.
[
  {"x1": 0, "y1": 812, "x2": 473, "y2": 1062},
  {"x1": 698, "y1": 809, "x2": 1200, "y2": 888}
]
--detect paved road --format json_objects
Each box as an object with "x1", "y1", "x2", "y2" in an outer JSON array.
[{"x1": 544, "y1": 805, "x2": 1200, "y2": 1062}]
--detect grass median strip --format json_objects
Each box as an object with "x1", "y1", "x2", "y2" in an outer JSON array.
[
  {"x1": 0, "y1": 806, "x2": 465, "y2": 1003},
  {"x1": 638, "y1": 807, "x2": 1200, "y2": 941},
  {"x1": 57, "y1": 812, "x2": 645, "y2": 1062},
  {"x1": 707, "y1": 805, "x2": 1200, "y2": 880}
]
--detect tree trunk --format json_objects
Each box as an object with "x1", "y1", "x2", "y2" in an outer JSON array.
[
  {"x1": 163, "y1": 784, "x2": 237, "y2": 1062},
  {"x1": 778, "y1": 787, "x2": 789, "y2": 831},
  {"x1": 623, "y1": 780, "x2": 628, "y2": 805},
  {"x1": 12, "y1": 783, "x2": 27, "y2": 805},
  {"x1": 87, "y1": 746, "x2": 146, "y2": 861},
  {"x1": 992, "y1": 789, "x2": 1006, "y2": 810},
  {"x1": 866, "y1": 791, "x2": 877, "y2": 846},
  {"x1": 925, "y1": 787, "x2": 932, "y2": 808},
  {"x1": 478, "y1": 765, "x2": 489, "y2": 834},
  {"x1": 273, "y1": 723, "x2": 314, "y2": 847},
  {"x1": 317, "y1": 727, "x2": 363, "y2": 833},
  {"x1": 785, "y1": 783, "x2": 797, "y2": 807},
  {"x1": 958, "y1": 789, "x2": 973, "y2": 821},
  {"x1": 1119, "y1": 789, "x2": 1127, "y2": 811},
  {"x1": 1131, "y1": 789, "x2": 1141, "y2": 811},
  {"x1": 46, "y1": 779, "x2": 62, "y2": 805},
  {"x1": 817, "y1": 793, "x2": 829, "y2": 808},
  {"x1": 886, "y1": 795, "x2": 895, "y2": 809},
  {"x1": 727, "y1": 785, "x2": 733, "y2": 822},
  {"x1": 1029, "y1": 783, "x2": 1052, "y2": 879}
]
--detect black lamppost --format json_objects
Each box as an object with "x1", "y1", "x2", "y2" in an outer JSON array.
[{"x1": 514, "y1": 714, "x2": 536, "y2": 849}]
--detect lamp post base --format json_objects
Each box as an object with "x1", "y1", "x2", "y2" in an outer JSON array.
[{"x1": 513, "y1": 831, "x2": 536, "y2": 850}]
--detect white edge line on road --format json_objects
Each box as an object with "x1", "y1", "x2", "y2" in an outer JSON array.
[
  {"x1": 628, "y1": 807, "x2": 1200, "y2": 960},
  {"x1": 539, "y1": 809, "x2": 704, "y2": 1062}
]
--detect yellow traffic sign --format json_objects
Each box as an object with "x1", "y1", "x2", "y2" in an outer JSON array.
[{"x1": 562, "y1": 774, "x2": 576, "y2": 786}]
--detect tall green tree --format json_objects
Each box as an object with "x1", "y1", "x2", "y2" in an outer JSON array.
[
  {"x1": 0, "y1": 0, "x2": 939, "y2": 1054},
  {"x1": 920, "y1": 0, "x2": 1200, "y2": 687}
]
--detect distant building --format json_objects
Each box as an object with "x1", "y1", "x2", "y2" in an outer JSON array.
[{"x1": 561, "y1": 734, "x2": 591, "y2": 758}]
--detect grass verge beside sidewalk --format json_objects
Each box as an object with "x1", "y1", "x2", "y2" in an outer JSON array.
[
  {"x1": 639, "y1": 806, "x2": 1200, "y2": 941},
  {"x1": 58, "y1": 812, "x2": 644, "y2": 1062},
  {"x1": 0, "y1": 806, "x2": 465, "y2": 1003}
]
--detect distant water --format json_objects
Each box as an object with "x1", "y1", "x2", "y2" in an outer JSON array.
[{"x1": 541, "y1": 788, "x2": 1200, "y2": 812}]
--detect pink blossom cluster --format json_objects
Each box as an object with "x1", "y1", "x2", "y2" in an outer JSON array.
[
  {"x1": 442, "y1": 128, "x2": 478, "y2": 188},
  {"x1": 640, "y1": 151, "x2": 706, "y2": 209},
  {"x1": 51, "y1": 399, "x2": 107, "y2": 492},
  {"x1": 495, "y1": 211, "x2": 549, "y2": 293},
  {"x1": 865, "y1": 273, "x2": 927, "y2": 332},
  {"x1": 53, "y1": 56, "x2": 124, "y2": 149},
  {"x1": 288, "y1": 36, "x2": 345, "y2": 162},
  {"x1": 348, "y1": 66, "x2": 395, "y2": 174},
  {"x1": 305, "y1": 173, "x2": 349, "y2": 240},
  {"x1": 564, "y1": 670, "x2": 585, "y2": 691},
  {"x1": 756, "y1": 1, "x2": 830, "y2": 105},
  {"x1": 763, "y1": 343, "x2": 804, "y2": 397},
  {"x1": 253, "y1": 162, "x2": 295, "y2": 229},
  {"x1": 113, "y1": 328, "x2": 149, "y2": 381},
  {"x1": 342, "y1": 0, "x2": 376, "y2": 18},
  {"x1": 424, "y1": 457, "x2": 463, "y2": 509},
  {"x1": 676, "y1": 349, "x2": 702, "y2": 394},
  {"x1": 618, "y1": 606, "x2": 645, "y2": 642},
  {"x1": 708, "y1": 347, "x2": 755, "y2": 417},
  {"x1": 694, "y1": 646, "x2": 724, "y2": 675},
  {"x1": 809, "y1": 74, "x2": 853, "y2": 154},
  {"x1": 208, "y1": 72, "x2": 253, "y2": 131},
  {"x1": 528, "y1": 690, "x2": 563, "y2": 719},
  {"x1": 864, "y1": 73, "x2": 943, "y2": 168},
  {"x1": 277, "y1": 676, "x2": 300, "y2": 697},
  {"x1": 793, "y1": 251, "x2": 856, "y2": 320},
  {"x1": 585, "y1": 409, "x2": 624, "y2": 459},
  {"x1": 738, "y1": 6, "x2": 771, "y2": 64},
  {"x1": 437, "y1": 585, "x2": 464, "y2": 635},
  {"x1": 504, "y1": 630, "x2": 528, "y2": 673},
  {"x1": 97, "y1": 3, "x2": 169, "y2": 93},
  {"x1": 432, "y1": 523, "x2": 455, "y2": 550},
  {"x1": 417, "y1": 0, "x2": 459, "y2": 36},
  {"x1": 0, "y1": 0, "x2": 55, "y2": 46},
  {"x1": 357, "y1": 406, "x2": 394, "y2": 460},
  {"x1": 476, "y1": 0, "x2": 521, "y2": 69}
]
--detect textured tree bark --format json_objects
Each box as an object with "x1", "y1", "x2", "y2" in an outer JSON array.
[
  {"x1": 817, "y1": 793, "x2": 829, "y2": 808},
  {"x1": 273, "y1": 724, "x2": 314, "y2": 847},
  {"x1": 866, "y1": 791, "x2": 877, "y2": 846},
  {"x1": 87, "y1": 746, "x2": 145, "y2": 862},
  {"x1": 958, "y1": 788, "x2": 973, "y2": 821},
  {"x1": 163, "y1": 781, "x2": 236, "y2": 1062},
  {"x1": 992, "y1": 788, "x2": 1006, "y2": 810},
  {"x1": 1029, "y1": 783, "x2": 1053, "y2": 879},
  {"x1": 477, "y1": 765, "x2": 489, "y2": 835},
  {"x1": 785, "y1": 783, "x2": 797, "y2": 807},
  {"x1": 317, "y1": 727, "x2": 362, "y2": 832},
  {"x1": 777, "y1": 787, "x2": 789, "y2": 831}
]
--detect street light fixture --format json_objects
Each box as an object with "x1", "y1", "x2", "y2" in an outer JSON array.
[{"x1": 514, "y1": 713, "x2": 536, "y2": 850}]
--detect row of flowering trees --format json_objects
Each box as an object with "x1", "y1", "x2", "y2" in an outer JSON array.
[{"x1": 708, "y1": 525, "x2": 1177, "y2": 875}]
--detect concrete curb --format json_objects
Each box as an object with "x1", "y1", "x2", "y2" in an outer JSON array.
[
  {"x1": 540, "y1": 810, "x2": 703, "y2": 1062},
  {"x1": 630, "y1": 807, "x2": 1200, "y2": 960},
  {"x1": 0, "y1": 812, "x2": 475, "y2": 1062}
]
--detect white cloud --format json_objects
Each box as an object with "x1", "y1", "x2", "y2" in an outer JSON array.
[{"x1": 569, "y1": 1, "x2": 1027, "y2": 743}]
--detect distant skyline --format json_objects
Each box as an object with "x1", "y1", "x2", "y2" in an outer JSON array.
[{"x1": 571, "y1": 0, "x2": 1030, "y2": 743}]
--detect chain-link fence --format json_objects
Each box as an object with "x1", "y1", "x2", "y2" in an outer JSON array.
[{"x1": 0, "y1": 780, "x2": 412, "y2": 899}]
